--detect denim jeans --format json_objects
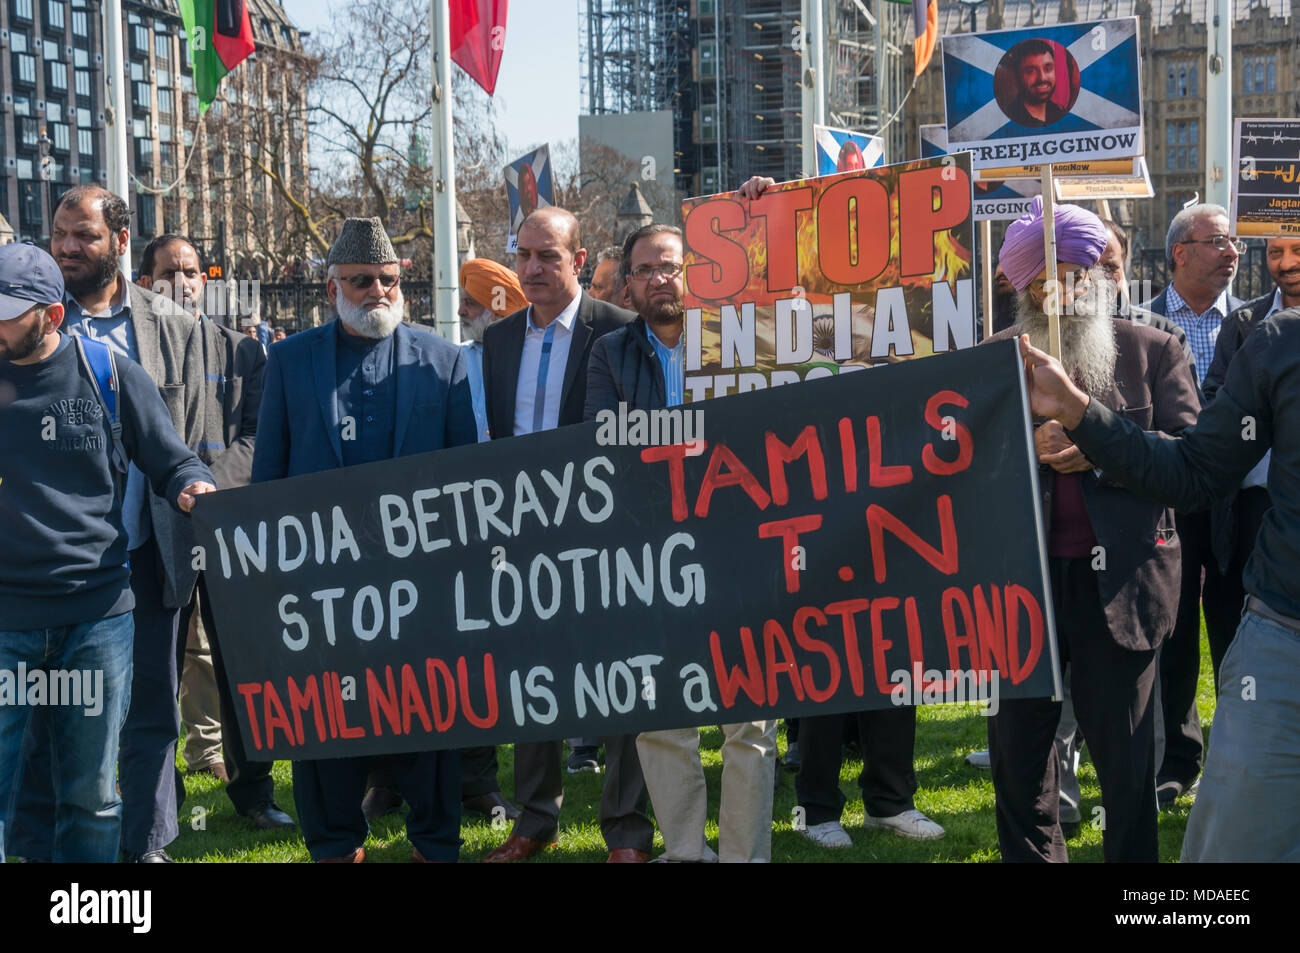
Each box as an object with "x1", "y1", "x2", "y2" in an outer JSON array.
[
  {"x1": 0, "y1": 612, "x2": 133, "y2": 863},
  {"x1": 1181, "y1": 609, "x2": 1300, "y2": 862}
]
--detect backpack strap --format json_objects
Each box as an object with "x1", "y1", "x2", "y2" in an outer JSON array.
[{"x1": 73, "y1": 335, "x2": 129, "y2": 489}]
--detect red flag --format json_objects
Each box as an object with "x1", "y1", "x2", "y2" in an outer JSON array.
[{"x1": 450, "y1": 0, "x2": 508, "y2": 95}]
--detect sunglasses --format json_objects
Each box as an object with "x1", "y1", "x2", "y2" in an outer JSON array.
[{"x1": 339, "y1": 273, "x2": 400, "y2": 291}]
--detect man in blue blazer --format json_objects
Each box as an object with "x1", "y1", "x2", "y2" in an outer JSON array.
[{"x1": 252, "y1": 217, "x2": 476, "y2": 862}]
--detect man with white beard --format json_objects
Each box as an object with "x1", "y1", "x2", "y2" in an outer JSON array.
[
  {"x1": 252, "y1": 217, "x2": 477, "y2": 862},
  {"x1": 983, "y1": 199, "x2": 1200, "y2": 862}
]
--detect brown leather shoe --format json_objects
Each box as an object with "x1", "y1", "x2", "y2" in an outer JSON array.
[
  {"x1": 188, "y1": 762, "x2": 230, "y2": 784},
  {"x1": 462, "y1": 791, "x2": 522, "y2": 820},
  {"x1": 480, "y1": 832, "x2": 554, "y2": 863},
  {"x1": 606, "y1": 848, "x2": 650, "y2": 863},
  {"x1": 316, "y1": 847, "x2": 365, "y2": 863}
]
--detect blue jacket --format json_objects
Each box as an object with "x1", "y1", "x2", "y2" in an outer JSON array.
[{"x1": 252, "y1": 320, "x2": 477, "y2": 482}]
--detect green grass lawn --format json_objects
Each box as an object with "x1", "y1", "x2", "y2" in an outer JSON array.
[{"x1": 167, "y1": 631, "x2": 1219, "y2": 863}]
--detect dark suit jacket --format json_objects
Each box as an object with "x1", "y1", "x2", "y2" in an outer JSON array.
[
  {"x1": 204, "y1": 321, "x2": 265, "y2": 491},
  {"x1": 252, "y1": 320, "x2": 477, "y2": 482},
  {"x1": 482, "y1": 292, "x2": 634, "y2": 438},
  {"x1": 584, "y1": 316, "x2": 666, "y2": 421},
  {"x1": 1202, "y1": 291, "x2": 1277, "y2": 572},
  {"x1": 989, "y1": 319, "x2": 1201, "y2": 650}
]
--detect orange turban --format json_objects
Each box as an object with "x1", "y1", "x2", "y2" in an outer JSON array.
[{"x1": 459, "y1": 258, "x2": 527, "y2": 317}]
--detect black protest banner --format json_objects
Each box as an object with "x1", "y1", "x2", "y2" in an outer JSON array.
[{"x1": 192, "y1": 339, "x2": 1060, "y2": 760}]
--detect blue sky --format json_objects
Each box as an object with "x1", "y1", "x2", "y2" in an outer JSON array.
[{"x1": 280, "y1": 0, "x2": 580, "y2": 160}]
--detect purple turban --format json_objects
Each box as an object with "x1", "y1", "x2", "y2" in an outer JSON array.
[{"x1": 998, "y1": 196, "x2": 1109, "y2": 292}]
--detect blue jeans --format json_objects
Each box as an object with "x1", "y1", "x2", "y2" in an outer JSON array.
[
  {"x1": 0, "y1": 613, "x2": 133, "y2": 863},
  {"x1": 1181, "y1": 608, "x2": 1300, "y2": 862}
]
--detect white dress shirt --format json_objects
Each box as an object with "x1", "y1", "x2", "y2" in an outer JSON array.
[{"x1": 513, "y1": 292, "x2": 581, "y2": 435}]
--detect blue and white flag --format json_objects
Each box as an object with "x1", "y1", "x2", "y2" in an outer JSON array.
[
  {"x1": 941, "y1": 17, "x2": 1143, "y2": 170},
  {"x1": 504, "y1": 144, "x2": 555, "y2": 253},
  {"x1": 920, "y1": 124, "x2": 1040, "y2": 222},
  {"x1": 813, "y1": 124, "x2": 885, "y2": 177}
]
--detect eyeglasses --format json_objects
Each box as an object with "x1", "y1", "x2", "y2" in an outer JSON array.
[
  {"x1": 1178, "y1": 235, "x2": 1246, "y2": 254},
  {"x1": 339, "y1": 273, "x2": 401, "y2": 291},
  {"x1": 628, "y1": 262, "x2": 684, "y2": 282}
]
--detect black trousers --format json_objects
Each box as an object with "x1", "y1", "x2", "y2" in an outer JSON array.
[
  {"x1": 366, "y1": 745, "x2": 501, "y2": 800},
  {"x1": 180, "y1": 573, "x2": 277, "y2": 815},
  {"x1": 1158, "y1": 501, "x2": 1260, "y2": 785},
  {"x1": 796, "y1": 708, "x2": 918, "y2": 825},
  {"x1": 512, "y1": 736, "x2": 653, "y2": 851},
  {"x1": 988, "y1": 557, "x2": 1158, "y2": 863}
]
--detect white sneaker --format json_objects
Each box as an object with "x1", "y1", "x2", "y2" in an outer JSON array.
[
  {"x1": 864, "y1": 809, "x2": 946, "y2": 840},
  {"x1": 800, "y1": 821, "x2": 852, "y2": 848},
  {"x1": 965, "y1": 750, "x2": 991, "y2": 769}
]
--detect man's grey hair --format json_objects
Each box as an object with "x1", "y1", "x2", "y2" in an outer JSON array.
[
  {"x1": 1165, "y1": 203, "x2": 1228, "y2": 272},
  {"x1": 596, "y1": 245, "x2": 622, "y2": 265}
]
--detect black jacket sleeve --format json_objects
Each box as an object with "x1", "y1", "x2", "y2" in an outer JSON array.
[
  {"x1": 207, "y1": 329, "x2": 265, "y2": 490},
  {"x1": 1068, "y1": 324, "x2": 1273, "y2": 513}
]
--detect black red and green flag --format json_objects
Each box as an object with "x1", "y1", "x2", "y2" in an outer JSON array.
[
  {"x1": 179, "y1": 0, "x2": 257, "y2": 112},
  {"x1": 886, "y1": 0, "x2": 939, "y2": 77}
]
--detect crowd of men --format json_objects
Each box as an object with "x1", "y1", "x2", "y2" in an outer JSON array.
[{"x1": 1, "y1": 178, "x2": 1297, "y2": 863}]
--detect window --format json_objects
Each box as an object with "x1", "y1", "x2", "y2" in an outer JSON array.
[
  {"x1": 181, "y1": 74, "x2": 194, "y2": 93},
  {"x1": 74, "y1": 69, "x2": 91, "y2": 98},
  {"x1": 131, "y1": 63, "x2": 144, "y2": 82},
  {"x1": 138, "y1": 196, "x2": 156, "y2": 236},
  {"x1": 51, "y1": 123, "x2": 70, "y2": 153},
  {"x1": 44, "y1": 0, "x2": 63, "y2": 29},
  {"x1": 14, "y1": 94, "x2": 31, "y2": 116},
  {"x1": 78, "y1": 128, "x2": 93, "y2": 156},
  {"x1": 183, "y1": 127, "x2": 194, "y2": 147},
  {"x1": 46, "y1": 101, "x2": 61, "y2": 122},
  {"x1": 1177, "y1": 68, "x2": 1187, "y2": 97},
  {"x1": 72, "y1": 9, "x2": 86, "y2": 35},
  {"x1": 1243, "y1": 54, "x2": 1279, "y2": 93},
  {"x1": 1165, "y1": 121, "x2": 1201, "y2": 171},
  {"x1": 158, "y1": 70, "x2": 171, "y2": 89},
  {"x1": 135, "y1": 137, "x2": 153, "y2": 167},
  {"x1": 20, "y1": 183, "x2": 41, "y2": 228},
  {"x1": 155, "y1": 33, "x2": 169, "y2": 61},
  {"x1": 14, "y1": 54, "x2": 37, "y2": 86},
  {"x1": 10, "y1": 32, "x2": 28, "y2": 53},
  {"x1": 48, "y1": 61, "x2": 68, "y2": 92},
  {"x1": 132, "y1": 118, "x2": 146, "y2": 137},
  {"x1": 16, "y1": 158, "x2": 34, "y2": 180},
  {"x1": 159, "y1": 123, "x2": 172, "y2": 142},
  {"x1": 77, "y1": 107, "x2": 90, "y2": 126},
  {"x1": 160, "y1": 142, "x2": 175, "y2": 170},
  {"x1": 74, "y1": 49, "x2": 87, "y2": 68},
  {"x1": 158, "y1": 90, "x2": 174, "y2": 115},
  {"x1": 20, "y1": 118, "x2": 39, "y2": 147},
  {"x1": 133, "y1": 82, "x2": 151, "y2": 109},
  {"x1": 1267, "y1": 61, "x2": 1276, "y2": 91},
  {"x1": 11, "y1": 0, "x2": 33, "y2": 22},
  {"x1": 43, "y1": 39, "x2": 60, "y2": 60}
]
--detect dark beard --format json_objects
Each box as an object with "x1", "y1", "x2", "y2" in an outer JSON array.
[
  {"x1": 62, "y1": 252, "x2": 120, "y2": 300},
  {"x1": 0, "y1": 314, "x2": 49, "y2": 362}
]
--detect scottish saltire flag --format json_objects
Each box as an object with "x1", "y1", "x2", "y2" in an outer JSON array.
[
  {"x1": 920, "y1": 124, "x2": 1040, "y2": 222},
  {"x1": 813, "y1": 124, "x2": 885, "y2": 177},
  {"x1": 504, "y1": 144, "x2": 554, "y2": 253},
  {"x1": 941, "y1": 17, "x2": 1143, "y2": 170}
]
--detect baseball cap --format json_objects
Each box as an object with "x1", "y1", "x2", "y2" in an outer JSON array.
[{"x1": 0, "y1": 243, "x2": 65, "y2": 321}]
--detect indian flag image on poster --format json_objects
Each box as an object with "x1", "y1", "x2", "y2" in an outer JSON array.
[
  {"x1": 179, "y1": 0, "x2": 257, "y2": 112},
  {"x1": 680, "y1": 155, "x2": 976, "y2": 401}
]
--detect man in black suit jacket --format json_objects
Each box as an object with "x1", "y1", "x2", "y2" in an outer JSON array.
[
  {"x1": 1199, "y1": 238, "x2": 1300, "y2": 677},
  {"x1": 1142, "y1": 204, "x2": 1247, "y2": 807},
  {"x1": 479, "y1": 207, "x2": 652, "y2": 863},
  {"x1": 986, "y1": 206, "x2": 1200, "y2": 862}
]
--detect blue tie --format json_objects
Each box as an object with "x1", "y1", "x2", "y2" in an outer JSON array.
[{"x1": 532, "y1": 321, "x2": 556, "y2": 432}]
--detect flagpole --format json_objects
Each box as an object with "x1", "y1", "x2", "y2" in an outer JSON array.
[
  {"x1": 800, "y1": 0, "x2": 826, "y2": 178},
  {"x1": 430, "y1": 1, "x2": 461, "y2": 343},
  {"x1": 101, "y1": 0, "x2": 131, "y2": 276},
  {"x1": 1040, "y1": 163, "x2": 1061, "y2": 360},
  {"x1": 979, "y1": 218, "x2": 993, "y2": 341}
]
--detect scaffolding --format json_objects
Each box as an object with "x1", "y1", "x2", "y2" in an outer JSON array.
[{"x1": 581, "y1": 0, "x2": 899, "y2": 194}]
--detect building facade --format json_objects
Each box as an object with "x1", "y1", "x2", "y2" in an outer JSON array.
[{"x1": 0, "y1": 0, "x2": 309, "y2": 273}]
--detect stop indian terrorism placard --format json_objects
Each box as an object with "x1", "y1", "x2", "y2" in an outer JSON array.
[
  {"x1": 680, "y1": 154, "x2": 977, "y2": 401},
  {"x1": 192, "y1": 341, "x2": 1060, "y2": 760}
]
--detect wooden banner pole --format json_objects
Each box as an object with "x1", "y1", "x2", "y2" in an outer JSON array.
[
  {"x1": 980, "y1": 218, "x2": 994, "y2": 341},
  {"x1": 1040, "y1": 163, "x2": 1061, "y2": 360}
]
